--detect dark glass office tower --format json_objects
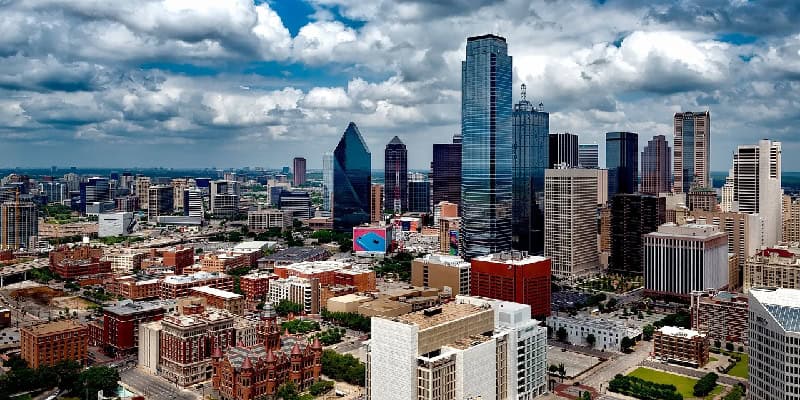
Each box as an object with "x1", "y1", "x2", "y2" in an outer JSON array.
[
  {"x1": 384, "y1": 136, "x2": 408, "y2": 214},
  {"x1": 673, "y1": 111, "x2": 710, "y2": 193},
  {"x1": 431, "y1": 134, "x2": 462, "y2": 206},
  {"x1": 548, "y1": 132, "x2": 578, "y2": 168},
  {"x1": 461, "y1": 34, "x2": 513, "y2": 259},
  {"x1": 512, "y1": 84, "x2": 549, "y2": 254},
  {"x1": 333, "y1": 122, "x2": 371, "y2": 232},
  {"x1": 408, "y1": 178, "x2": 430, "y2": 213},
  {"x1": 641, "y1": 135, "x2": 671, "y2": 195},
  {"x1": 610, "y1": 193, "x2": 665, "y2": 274},
  {"x1": 606, "y1": 132, "x2": 639, "y2": 197},
  {"x1": 578, "y1": 144, "x2": 599, "y2": 168}
]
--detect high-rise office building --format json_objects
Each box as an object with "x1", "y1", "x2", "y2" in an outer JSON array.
[
  {"x1": 135, "y1": 176, "x2": 151, "y2": 211},
  {"x1": 431, "y1": 134, "x2": 462, "y2": 206},
  {"x1": 606, "y1": 132, "x2": 639, "y2": 197},
  {"x1": 279, "y1": 190, "x2": 312, "y2": 220},
  {"x1": 370, "y1": 184, "x2": 383, "y2": 223},
  {"x1": 512, "y1": 84, "x2": 549, "y2": 254},
  {"x1": 0, "y1": 201, "x2": 38, "y2": 250},
  {"x1": 79, "y1": 177, "x2": 111, "y2": 214},
  {"x1": 470, "y1": 251, "x2": 551, "y2": 318},
  {"x1": 322, "y1": 152, "x2": 333, "y2": 212},
  {"x1": 732, "y1": 139, "x2": 782, "y2": 246},
  {"x1": 641, "y1": 135, "x2": 671, "y2": 195},
  {"x1": 293, "y1": 157, "x2": 307, "y2": 187},
  {"x1": 333, "y1": 122, "x2": 371, "y2": 232},
  {"x1": 183, "y1": 188, "x2": 204, "y2": 218},
  {"x1": 147, "y1": 185, "x2": 173, "y2": 221},
  {"x1": 210, "y1": 180, "x2": 240, "y2": 218},
  {"x1": 748, "y1": 287, "x2": 800, "y2": 400},
  {"x1": 407, "y1": 175, "x2": 430, "y2": 214},
  {"x1": 578, "y1": 143, "x2": 599, "y2": 169},
  {"x1": 39, "y1": 182, "x2": 66, "y2": 204},
  {"x1": 171, "y1": 178, "x2": 189, "y2": 211},
  {"x1": 690, "y1": 210, "x2": 761, "y2": 291},
  {"x1": 367, "y1": 297, "x2": 548, "y2": 400},
  {"x1": 544, "y1": 169, "x2": 599, "y2": 280},
  {"x1": 673, "y1": 111, "x2": 710, "y2": 193},
  {"x1": 384, "y1": 136, "x2": 408, "y2": 214},
  {"x1": 784, "y1": 195, "x2": 800, "y2": 243},
  {"x1": 461, "y1": 34, "x2": 513, "y2": 259},
  {"x1": 610, "y1": 193, "x2": 665, "y2": 274},
  {"x1": 548, "y1": 132, "x2": 579, "y2": 168}
]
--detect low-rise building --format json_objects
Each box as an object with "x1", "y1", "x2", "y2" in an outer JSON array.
[
  {"x1": 98, "y1": 212, "x2": 135, "y2": 237},
  {"x1": 411, "y1": 254, "x2": 470, "y2": 296},
  {"x1": 247, "y1": 209, "x2": 291, "y2": 232},
  {"x1": 233, "y1": 316, "x2": 261, "y2": 348},
  {"x1": 160, "y1": 309, "x2": 235, "y2": 386},
  {"x1": 326, "y1": 293, "x2": 373, "y2": 313},
  {"x1": 201, "y1": 252, "x2": 250, "y2": 273},
  {"x1": 102, "y1": 300, "x2": 171, "y2": 356},
  {"x1": 161, "y1": 271, "x2": 234, "y2": 299},
  {"x1": 257, "y1": 247, "x2": 330, "y2": 270},
  {"x1": 653, "y1": 326, "x2": 710, "y2": 367},
  {"x1": 547, "y1": 315, "x2": 641, "y2": 352},
  {"x1": 190, "y1": 286, "x2": 245, "y2": 315},
  {"x1": 108, "y1": 273, "x2": 166, "y2": 300},
  {"x1": 471, "y1": 251, "x2": 551, "y2": 318},
  {"x1": 744, "y1": 247, "x2": 800, "y2": 293},
  {"x1": 268, "y1": 276, "x2": 319, "y2": 314},
  {"x1": 102, "y1": 248, "x2": 148, "y2": 274},
  {"x1": 21, "y1": 320, "x2": 88, "y2": 369},
  {"x1": 49, "y1": 245, "x2": 112, "y2": 278},
  {"x1": 239, "y1": 272, "x2": 277, "y2": 306},
  {"x1": 690, "y1": 289, "x2": 748, "y2": 344}
]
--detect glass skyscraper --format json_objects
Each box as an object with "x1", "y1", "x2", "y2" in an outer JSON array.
[
  {"x1": 548, "y1": 132, "x2": 578, "y2": 168},
  {"x1": 606, "y1": 132, "x2": 639, "y2": 197},
  {"x1": 673, "y1": 111, "x2": 710, "y2": 193},
  {"x1": 333, "y1": 122, "x2": 371, "y2": 232},
  {"x1": 384, "y1": 136, "x2": 408, "y2": 214},
  {"x1": 461, "y1": 34, "x2": 513, "y2": 259},
  {"x1": 641, "y1": 135, "x2": 671, "y2": 195},
  {"x1": 431, "y1": 134, "x2": 462, "y2": 206},
  {"x1": 322, "y1": 152, "x2": 333, "y2": 211},
  {"x1": 512, "y1": 85, "x2": 549, "y2": 254},
  {"x1": 578, "y1": 143, "x2": 599, "y2": 169}
]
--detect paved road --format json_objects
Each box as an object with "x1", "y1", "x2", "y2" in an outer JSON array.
[
  {"x1": 120, "y1": 368, "x2": 198, "y2": 400},
  {"x1": 548, "y1": 340, "x2": 618, "y2": 360},
  {"x1": 640, "y1": 360, "x2": 746, "y2": 386}
]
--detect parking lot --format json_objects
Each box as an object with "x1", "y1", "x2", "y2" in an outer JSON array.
[{"x1": 546, "y1": 346, "x2": 602, "y2": 378}]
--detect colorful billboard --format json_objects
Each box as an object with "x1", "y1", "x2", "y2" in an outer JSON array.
[
  {"x1": 448, "y1": 230, "x2": 459, "y2": 255},
  {"x1": 353, "y1": 227, "x2": 389, "y2": 253}
]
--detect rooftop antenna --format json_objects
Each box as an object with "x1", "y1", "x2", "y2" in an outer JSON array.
[{"x1": 520, "y1": 84, "x2": 527, "y2": 102}]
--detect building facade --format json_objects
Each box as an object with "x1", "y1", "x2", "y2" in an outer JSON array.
[
  {"x1": 690, "y1": 290, "x2": 748, "y2": 344},
  {"x1": 333, "y1": 122, "x2": 371, "y2": 232},
  {"x1": 610, "y1": 194, "x2": 665, "y2": 274},
  {"x1": 544, "y1": 169, "x2": 599, "y2": 280},
  {"x1": 370, "y1": 184, "x2": 383, "y2": 222},
  {"x1": 292, "y1": 157, "x2": 306, "y2": 187},
  {"x1": 98, "y1": 211, "x2": 134, "y2": 238},
  {"x1": 411, "y1": 254, "x2": 471, "y2": 296},
  {"x1": 102, "y1": 300, "x2": 169, "y2": 356},
  {"x1": 653, "y1": 326, "x2": 710, "y2": 367},
  {"x1": 744, "y1": 247, "x2": 800, "y2": 293},
  {"x1": 606, "y1": 132, "x2": 638, "y2": 197},
  {"x1": 641, "y1": 135, "x2": 671, "y2": 195},
  {"x1": 461, "y1": 34, "x2": 513, "y2": 259},
  {"x1": 384, "y1": 136, "x2": 408, "y2": 214},
  {"x1": 407, "y1": 177, "x2": 430, "y2": 214},
  {"x1": 0, "y1": 201, "x2": 38, "y2": 250},
  {"x1": 690, "y1": 210, "x2": 761, "y2": 291},
  {"x1": 548, "y1": 132, "x2": 579, "y2": 168},
  {"x1": 248, "y1": 209, "x2": 291, "y2": 232},
  {"x1": 470, "y1": 251, "x2": 551, "y2": 318},
  {"x1": 160, "y1": 309, "x2": 235, "y2": 387},
  {"x1": 547, "y1": 315, "x2": 641, "y2": 352},
  {"x1": 578, "y1": 143, "x2": 599, "y2": 169},
  {"x1": 732, "y1": 139, "x2": 782, "y2": 246},
  {"x1": 161, "y1": 272, "x2": 234, "y2": 299},
  {"x1": 148, "y1": 185, "x2": 173, "y2": 221},
  {"x1": 21, "y1": 320, "x2": 88, "y2": 369},
  {"x1": 673, "y1": 111, "x2": 711, "y2": 193},
  {"x1": 643, "y1": 223, "x2": 729, "y2": 298},
  {"x1": 431, "y1": 134, "x2": 462, "y2": 206},
  {"x1": 512, "y1": 85, "x2": 549, "y2": 254}
]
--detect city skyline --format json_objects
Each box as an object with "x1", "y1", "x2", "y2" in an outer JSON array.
[{"x1": 1, "y1": 1, "x2": 799, "y2": 170}]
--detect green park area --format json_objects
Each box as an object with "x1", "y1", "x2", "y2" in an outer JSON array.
[
  {"x1": 627, "y1": 368, "x2": 722, "y2": 399},
  {"x1": 726, "y1": 352, "x2": 749, "y2": 379}
]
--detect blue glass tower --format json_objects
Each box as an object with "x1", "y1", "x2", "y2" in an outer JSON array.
[
  {"x1": 606, "y1": 132, "x2": 639, "y2": 196},
  {"x1": 461, "y1": 34, "x2": 513, "y2": 259},
  {"x1": 333, "y1": 122, "x2": 371, "y2": 232},
  {"x1": 512, "y1": 84, "x2": 549, "y2": 254}
]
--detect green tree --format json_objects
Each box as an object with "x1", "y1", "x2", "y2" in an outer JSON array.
[
  {"x1": 308, "y1": 380, "x2": 334, "y2": 396},
  {"x1": 714, "y1": 339, "x2": 722, "y2": 349},
  {"x1": 620, "y1": 337, "x2": 634, "y2": 353},
  {"x1": 725, "y1": 342, "x2": 735, "y2": 352},
  {"x1": 693, "y1": 372, "x2": 718, "y2": 397},
  {"x1": 556, "y1": 327, "x2": 568, "y2": 342},
  {"x1": 586, "y1": 334, "x2": 596, "y2": 348},
  {"x1": 548, "y1": 364, "x2": 558, "y2": 374},
  {"x1": 642, "y1": 325, "x2": 655, "y2": 341},
  {"x1": 276, "y1": 382, "x2": 300, "y2": 400},
  {"x1": 582, "y1": 391, "x2": 593, "y2": 400},
  {"x1": 275, "y1": 300, "x2": 303, "y2": 317},
  {"x1": 74, "y1": 366, "x2": 120, "y2": 400},
  {"x1": 557, "y1": 363, "x2": 566, "y2": 382}
]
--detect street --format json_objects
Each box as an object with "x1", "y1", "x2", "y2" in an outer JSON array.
[
  {"x1": 579, "y1": 340, "x2": 652, "y2": 392},
  {"x1": 120, "y1": 368, "x2": 199, "y2": 400}
]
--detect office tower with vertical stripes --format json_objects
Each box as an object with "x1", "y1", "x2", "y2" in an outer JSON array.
[
  {"x1": 641, "y1": 135, "x2": 672, "y2": 195},
  {"x1": 673, "y1": 111, "x2": 710, "y2": 193},
  {"x1": 384, "y1": 136, "x2": 408, "y2": 214}
]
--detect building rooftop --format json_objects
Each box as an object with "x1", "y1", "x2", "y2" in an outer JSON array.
[
  {"x1": 329, "y1": 293, "x2": 372, "y2": 303},
  {"x1": 191, "y1": 286, "x2": 242, "y2": 300},
  {"x1": 22, "y1": 320, "x2": 86, "y2": 335},
  {"x1": 241, "y1": 271, "x2": 278, "y2": 280},
  {"x1": 392, "y1": 302, "x2": 491, "y2": 330},
  {"x1": 104, "y1": 300, "x2": 171, "y2": 316},
  {"x1": 472, "y1": 251, "x2": 548, "y2": 265},
  {"x1": 658, "y1": 326, "x2": 704, "y2": 339},
  {"x1": 260, "y1": 247, "x2": 330, "y2": 263},
  {"x1": 233, "y1": 241, "x2": 275, "y2": 252},
  {"x1": 446, "y1": 333, "x2": 493, "y2": 350},
  {"x1": 649, "y1": 223, "x2": 725, "y2": 238},
  {"x1": 751, "y1": 287, "x2": 800, "y2": 332},
  {"x1": 163, "y1": 309, "x2": 233, "y2": 327},
  {"x1": 276, "y1": 260, "x2": 352, "y2": 274},
  {"x1": 416, "y1": 254, "x2": 470, "y2": 268},
  {"x1": 163, "y1": 271, "x2": 230, "y2": 284}
]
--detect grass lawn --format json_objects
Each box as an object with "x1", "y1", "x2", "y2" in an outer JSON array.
[
  {"x1": 726, "y1": 352, "x2": 749, "y2": 379},
  {"x1": 709, "y1": 356, "x2": 718, "y2": 362},
  {"x1": 627, "y1": 367, "x2": 723, "y2": 399}
]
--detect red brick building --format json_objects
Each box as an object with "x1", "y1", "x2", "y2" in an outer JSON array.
[
  {"x1": 49, "y1": 245, "x2": 112, "y2": 279},
  {"x1": 240, "y1": 272, "x2": 278, "y2": 306},
  {"x1": 21, "y1": 320, "x2": 88, "y2": 369},
  {"x1": 161, "y1": 272, "x2": 234, "y2": 299},
  {"x1": 102, "y1": 300, "x2": 168, "y2": 356},
  {"x1": 163, "y1": 246, "x2": 195, "y2": 274},
  {"x1": 107, "y1": 274, "x2": 164, "y2": 300},
  {"x1": 470, "y1": 251, "x2": 551, "y2": 318}
]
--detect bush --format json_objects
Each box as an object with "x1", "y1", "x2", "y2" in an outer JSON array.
[
  {"x1": 281, "y1": 319, "x2": 320, "y2": 334},
  {"x1": 653, "y1": 311, "x2": 691, "y2": 329},
  {"x1": 308, "y1": 380, "x2": 334, "y2": 396},
  {"x1": 321, "y1": 350, "x2": 365, "y2": 386},
  {"x1": 321, "y1": 309, "x2": 371, "y2": 332},
  {"x1": 693, "y1": 372, "x2": 718, "y2": 397},
  {"x1": 608, "y1": 374, "x2": 682, "y2": 400},
  {"x1": 725, "y1": 342, "x2": 735, "y2": 352},
  {"x1": 723, "y1": 385, "x2": 745, "y2": 400}
]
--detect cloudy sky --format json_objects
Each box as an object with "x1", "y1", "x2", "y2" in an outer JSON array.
[{"x1": 1, "y1": 0, "x2": 799, "y2": 171}]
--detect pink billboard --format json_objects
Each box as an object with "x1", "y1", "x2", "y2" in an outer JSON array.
[{"x1": 353, "y1": 227, "x2": 389, "y2": 253}]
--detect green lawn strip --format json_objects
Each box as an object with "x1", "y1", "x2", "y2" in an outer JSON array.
[
  {"x1": 627, "y1": 367, "x2": 722, "y2": 399},
  {"x1": 726, "y1": 352, "x2": 749, "y2": 379},
  {"x1": 709, "y1": 356, "x2": 718, "y2": 362}
]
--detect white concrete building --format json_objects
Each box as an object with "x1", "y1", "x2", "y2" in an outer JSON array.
[
  {"x1": 138, "y1": 320, "x2": 162, "y2": 375},
  {"x1": 644, "y1": 223, "x2": 729, "y2": 297},
  {"x1": 183, "y1": 188, "x2": 204, "y2": 218},
  {"x1": 267, "y1": 276, "x2": 318, "y2": 314},
  {"x1": 98, "y1": 211, "x2": 134, "y2": 237},
  {"x1": 233, "y1": 316, "x2": 261, "y2": 348},
  {"x1": 102, "y1": 248, "x2": 147, "y2": 274},
  {"x1": 544, "y1": 168, "x2": 599, "y2": 279},
  {"x1": 748, "y1": 287, "x2": 800, "y2": 400},
  {"x1": 247, "y1": 209, "x2": 291, "y2": 232},
  {"x1": 547, "y1": 315, "x2": 641, "y2": 352},
  {"x1": 731, "y1": 139, "x2": 782, "y2": 246},
  {"x1": 367, "y1": 297, "x2": 547, "y2": 400}
]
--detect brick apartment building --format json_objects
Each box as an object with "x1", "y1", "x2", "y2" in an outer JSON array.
[
  {"x1": 142, "y1": 246, "x2": 195, "y2": 275},
  {"x1": 653, "y1": 326, "x2": 710, "y2": 367},
  {"x1": 201, "y1": 252, "x2": 250, "y2": 273},
  {"x1": 161, "y1": 272, "x2": 234, "y2": 299},
  {"x1": 102, "y1": 300, "x2": 170, "y2": 356},
  {"x1": 240, "y1": 272, "x2": 278, "y2": 305},
  {"x1": 690, "y1": 289, "x2": 749, "y2": 344},
  {"x1": 49, "y1": 245, "x2": 112, "y2": 279},
  {"x1": 190, "y1": 286, "x2": 245, "y2": 315},
  {"x1": 21, "y1": 320, "x2": 88, "y2": 369},
  {"x1": 160, "y1": 308, "x2": 235, "y2": 386},
  {"x1": 470, "y1": 251, "x2": 551, "y2": 318},
  {"x1": 273, "y1": 261, "x2": 376, "y2": 292},
  {"x1": 108, "y1": 273, "x2": 165, "y2": 300}
]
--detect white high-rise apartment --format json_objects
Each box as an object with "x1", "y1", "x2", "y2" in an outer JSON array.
[
  {"x1": 720, "y1": 168, "x2": 735, "y2": 212},
  {"x1": 367, "y1": 297, "x2": 547, "y2": 400},
  {"x1": 544, "y1": 169, "x2": 599, "y2": 279},
  {"x1": 184, "y1": 188, "x2": 204, "y2": 218},
  {"x1": 732, "y1": 139, "x2": 782, "y2": 246},
  {"x1": 748, "y1": 287, "x2": 800, "y2": 400}
]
